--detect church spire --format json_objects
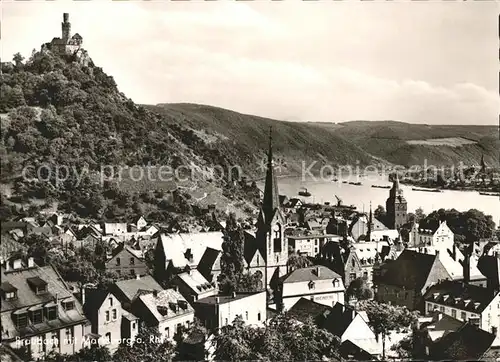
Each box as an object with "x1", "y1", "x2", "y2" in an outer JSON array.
[
  {"x1": 262, "y1": 127, "x2": 280, "y2": 223},
  {"x1": 480, "y1": 154, "x2": 486, "y2": 172},
  {"x1": 367, "y1": 201, "x2": 373, "y2": 242}
]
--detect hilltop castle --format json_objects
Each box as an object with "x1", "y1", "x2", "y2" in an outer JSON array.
[{"x1": 40, "y1": 13, "x2": 90, "y2": 66}]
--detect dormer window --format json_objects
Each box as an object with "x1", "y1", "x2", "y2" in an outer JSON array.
[
  {"x1": 63, "y1": 300, "x2": 75, "y2": 311},
  {"x1": 27, "y1": 277, "x2": 48, "y2": 295},
  {"x1": 116, "y1": 258, "x2": 121, "y2": 266},
  {"x1": 45, "y1": 305, "x2": 58, "y2": 321},
  {"x1": 13, "y1": 312, "x2": 28, "y2": 329},
  {"x1": 30, "y1": 309, "x2": 43, "y2": 324},
  {"x1": 130, "y1": 257, "x2": 135, "y2": 265},
  {"x1": 1, "y1": 282, "x2": 18, "y2": 300},
  {"x1": 333, "y1": 279, "x2": 340, "y2": 288},
  {"x1": 308, "y1": 281, "x2": 315, "y2": 290}
]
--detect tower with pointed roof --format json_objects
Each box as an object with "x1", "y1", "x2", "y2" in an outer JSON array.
[
  {"x1": 255, "y1": 127, "x2": 288, "y2": 288},
  {"x1": 367, "y1": 202, "x2": 373, "y2": 242},
  {"x1": 385, "y1": 174, "x2": 407, "y2": 230}
]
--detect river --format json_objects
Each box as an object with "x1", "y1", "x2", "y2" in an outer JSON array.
[{"x1": 258, "y1": 173, "x2": 500, "y2": 226}]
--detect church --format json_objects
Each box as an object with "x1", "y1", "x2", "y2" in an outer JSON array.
[{"x1": 244, "y1": 129, "x2": 289, "y2": 290}]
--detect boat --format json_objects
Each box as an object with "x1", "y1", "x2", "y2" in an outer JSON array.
[
  {"x1": 479, "y1": 192, "x2": 500, "y2": 197},
  {"x1": 332, "y1": 178, "x2": 339, "y2": 182},
  {"x1": 298, "y1": 187, "x2": 312, "y2": 197},
  {"x1": 372, "y1": 185, "x2": 391, "y2": 189},
  {"x1": 349, "y1": 182, "x2": 362, "y2": 186},
  {"x1": 412, "y1": 187, "x2": 443, "y2": 193},
  {"x1": 342, "y1": 181, "x2": 348, "y2": 184}
]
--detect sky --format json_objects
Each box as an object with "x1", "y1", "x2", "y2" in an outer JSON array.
[{"x1": 1, "y1": 1, "x2": 498, "y2": 125}]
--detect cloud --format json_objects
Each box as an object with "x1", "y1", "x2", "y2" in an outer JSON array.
[{"x1": 1, "y1": 1, "x2": 497, "y2": 125}]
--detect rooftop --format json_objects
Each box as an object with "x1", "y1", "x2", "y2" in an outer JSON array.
[
  {"x1": 281, "y1": 265, "x2": 342, "y2": 284},
  {"x1": 287, "y1": 297, "x2": 331, "y2": 325},
  {"x1": 195, "y1": 291, "x2": 264, "y2": 305},
  {"x1": 113, "y1": 275, "x2": 163, "y2": 303},
  {"x1": 176, "y1": 269, "x2": 216, "y2": 295},
  {"x1": 423, "y1": 280, "x2": 498, "y2": 313},
  {"x1": 137, "y1": 289, "x2": 193, "y2": 323}
]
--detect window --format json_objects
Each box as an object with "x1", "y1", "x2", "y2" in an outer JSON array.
[
  {"x1": 245, "y1": 311, "x2": 248, "y2": 320},
  {"x1": 105, "y1": 311, "x2": 110, "y2": 322},
  {"x1": 66, "y1": 327, "x2": 74, "y2": 344},
  {"x1": 116, "y1": 258, "x2": 121, "y2": 266},
  {"x1": 109, "y1": 297, "x2": 113, "y2": 307},
  {"x1": 5, "y1": 291, "x2": 17, "y2": 300},
  {"x1": 46, "y1": 306, "x2": 57, "y2": 321},
  {"x1": 258, "y1": 313, "x2": 261, "y2": 321},
  {"x1": 36, "y1": 285, "x2": 47, "y2": 295},
  {"x1": 112, "y1": 309, "x2": 117, "y2": 320},
  {"x1": 451, "y1": 309, "x2": 456, "y2": 318},
  {"x1": 439, "y1": 306, "x2": 445, "y2": 313},
  {"x1": 51, "y1": 332, "x2": 58, "y2": 348},
  {"x1": 308, "y1": 281, "x2": 315, "y2": 290},
  {"x1": 105, "y1": 332, "x2": 111, "y2": 344},
  {"x1": 404, "y1": 292, "x2": 409, "y2": 300},
  {"x1": 130, "y1": 257, "x2": 135, "y2": 265},
  {"x1": 165, "y1": 327, "x2": 170, "y2": 338},
  {"x1": 349, "y1": 273, "x2": 356, "y2": 281},
  {"x1": 461, "y1": 311, "x2": 466, "y2": 320},
  {"x1": 132, "y1": 322, "x2": 136, "y2": 330},
  {"x1": 130, "y1": 269, "x2": 136, "y2": 277},
  {"x1": 177, "y1": 323, "x2": 182, "y2": 333},
  {"x1": 363, "y1": 272, "x2": 368, "y2": 279},
  {"x1": 225, "y1": 318, "x2": 228, "y2": 325},
  {"x1": 15, "y1": 313, "x2": 28, "y2": 328},
  {"x1": 492, "y1": 327, "x2": 498, "y2": 335},
  {"x1": 186, "y1": 320, "x2": 191, "y2": 328},
  {"x1": 63, "y1": 301, "x2": 75, "y2": 311},
  {"x1": 31, "y1": 309, "x2": 43, "y2": 324},
  {"x1": 351, "y1": 259, "x2": 356, "y2": 267},
  {"x1": 117, "y1": 270, "x2": 121, "y2": 276}
]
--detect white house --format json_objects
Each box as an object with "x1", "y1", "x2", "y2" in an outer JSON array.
[
  {"x1": 423, "y1": 280, "x2": 500, "y2": 338},
  {"x1": 287, "y1": 233, "x2": 341, "y2": 257},
  {"x1": 276, "y1": 266, "x2": 345, "y2": 311},
  {"x1": 410, "y1": 220, "x2": 454, "y2": 249},
  {"x1": 194, "y1": 291, "x2": 267, "y2": 330}
]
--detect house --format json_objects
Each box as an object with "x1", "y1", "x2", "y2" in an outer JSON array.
[
  {"x1": 375, "y1": 250, "x2": 452, "y2": 311},
  {"x1": 103, "y1": 223, "x2": 128, "y2": 236},
  {"x1": 106, "y1": 244, "x2": 148, "y2": 278},
  {"x1": 131, "y1": 289, "x2": 194, "y2": 340},
  {"x1": 196, "y1": 247, "x2": 222, "y2": 283},
  {"x1": 194, "y1": 291, "x2": 266, "y2": 330},
  {"x1": 0, "y1": 235, "x2": 27, "y2": 264},
  {"x1": 111, "y1": 275, "x2": 164, "y2": 306},
  {"x1": 428, "y1": 322, "x2": 497, "y2": 360},
  {"x1": 416, "y1": 311, "x2": 464, "y2": 347},
  {"x1": 83, "y1": 289, "x2": 138, "y2": 352},
  {"x1": 345, "y1": 241, "x2": 391, "y2": 287},
  {"x1": 406, "y1": 244, "x2": 486, "y2": 285},
  {"x1": 134, "y1": 216, "x2": 148, "y2": 231},
  {"x1": 172, "y1": 268, "x2": 217, "y2": 304},
  {"x1": 477, "y1": 253, "x2": 500, "y2": 293},
  {"x1": 349, "y1": 215, "x2": 388, "y2": 242},
  {"x1": 1, "y1": 257, "x2": 90, "y2": 360},
  {"x1": 287, "y1": 297, "x2": 331, "y2": 325},
  {"x1": 323, "y1": 302, "x2": 382, "y2": 358},
  {"x1": 275, "y1": 265, "x2": 345, "y2": 311},
  {"x1": 279, "y1": 195, "x2": 289, "y2": 208},
  {"x1": 409, "y1": 220, "x2": 454, "y2": 249},
  {"x1": 287, "y1": 233, "x2": 341, "y2": 258},
  {"x1": 423, "y1": 280, "x2": 500, "y2": 337},
  {"x1": 153, "y1": 232, "x2": 224, "y2": 282},
  {"x1": 283, "y1": 198, "x2": 302, "y2": 214},
  {"x1": 369, "y1": 229, "x2": 399, "y2": 242}
]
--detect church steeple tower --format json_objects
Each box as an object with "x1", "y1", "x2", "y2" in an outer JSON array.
[
  {"x1": 261, "y1": 127, "x2": 280, "y2": 225},
  {"x1": 367, "y1": 202, "x2": 373, "y2": 242}
]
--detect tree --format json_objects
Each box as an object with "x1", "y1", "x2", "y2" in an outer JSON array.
[
  {"x1": 212, "y1": 316, "x2": 259, "y2": 361},
  {"x1": 113, "y1": 326, "x2": 174, "y2": 362},
  {"x1": 345, "y1": 277, "x2": 374, "y2": 301},
  {"x1": 415, "y1": 207, "x2": 425, "y2": 222},
  {"x1": 21, "y1": 234, "x2": 52, "y2": 266},
  {"x1": 286, "y1": 250, "x2": 312, "y2": 272},
  {"x1": 13, "y1": 52, "x2": 25, "y2": 67},
  {"x1": 374, "y1": 205, "x2": 387, "y2": 226},
  {"x1": 356, "y1": 300, "x2": 418, "y2": 360},
  {"x1": 173, "y1": 318, "x2": 208, "y2": 361},
  {"x1": 44, "y1": 344, "x2": 112, "y2": 362}
]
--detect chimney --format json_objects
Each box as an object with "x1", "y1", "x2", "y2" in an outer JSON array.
[
  {"x1": 316, "y1": 266, "x2": 321, "y2": 277},
  {"x1": 231, "y1": 291, "x2": 236, "y2": 299},
  {"x1": 435, "y1": 250, "x2": 439, "y2": 257},
  {"x1": 27, "y1": 257, "x2": 34, "y2": 268},
  {"x1": 452, "y1": 243, "x2": 457, "y2": 261},
  {"x1": 215, "y1": 297, "x2": 220, "y2": 304},
  {"x1": 153, "y1": 290, "x2": 158, "y2": 297}
]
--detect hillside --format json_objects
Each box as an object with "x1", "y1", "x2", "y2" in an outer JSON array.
[
  {"x1": 146, "y1": 103, "x2": 375, "y2": 173},
  {"x1": 312, "y1": 121, "x2": 499, "y2": 167}
]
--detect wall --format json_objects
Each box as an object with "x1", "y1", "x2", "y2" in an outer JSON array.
[
  {"x1": 96, "y1": 293, "x2": 122, "y2": 352},
  {"x1": 342, "y1": 315, "x2": 382, "y2": 356},
  {"x1": 217, "y1": 292, "x2": 267, "y2": 328},
  {"x1": 281, "y1": 280, "x2": 345, "y2": 311},
  {"x1": 158, "y1": 312, "x2": 194, "y2": 340},
  {"x1": 106, "y1": 249, "x2": 147, "y2": 278},
  {"x1": 377, "y1": 284, "x2": 418, "y2": 310}
]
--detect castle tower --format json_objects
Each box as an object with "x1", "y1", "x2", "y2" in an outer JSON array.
[
  {"x1": 61, "y1": 13, "x2": 71, "y2": 43},
  {"x1": 256, "y1": 127, "x2": 288, "y2": 288},
  {"x1": 385, "y1": 174, "x2": 407, "y2": 230}
]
